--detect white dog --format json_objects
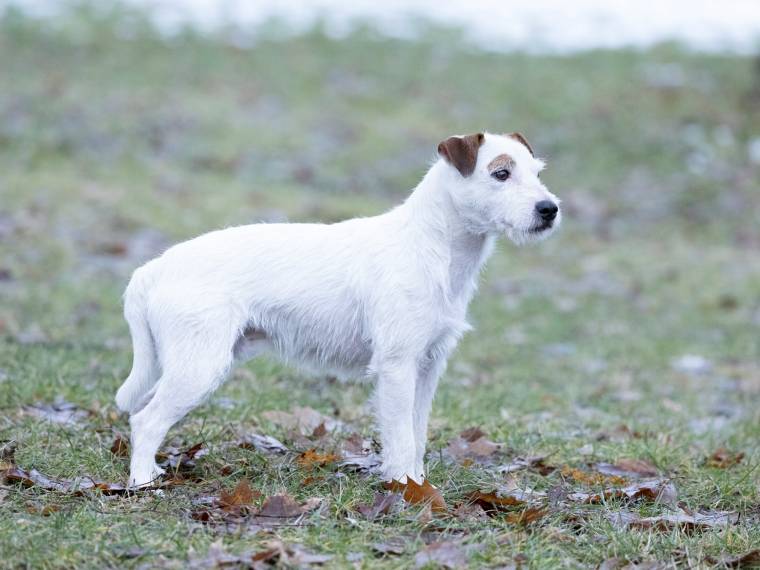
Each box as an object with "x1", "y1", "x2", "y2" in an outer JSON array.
[{"x1": 115, "y1": 132, "x2": 561, "y2": 488}]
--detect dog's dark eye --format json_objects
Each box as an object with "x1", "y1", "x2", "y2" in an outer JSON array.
[{"x1": 491, "y1": 169, "x2": 510, "y2": 182}]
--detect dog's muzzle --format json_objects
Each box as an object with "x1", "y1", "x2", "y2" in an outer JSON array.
[{"x1": 530, "y1": 200, "x2": 559, "y2": 233}]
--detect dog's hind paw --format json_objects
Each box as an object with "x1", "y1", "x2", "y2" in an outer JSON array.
[{"x1": 128, "y1": 463, "x2": 166, "y2": 489}]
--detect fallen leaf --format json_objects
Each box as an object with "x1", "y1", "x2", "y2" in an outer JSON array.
[
  {"x1": 452, "y1": 501, "x2": 489, "y2": 521},
  {"x1": 219, "y1": 479, "x2": 259, "y2": 511},
  {"x1": 356, "y1": 492, "x2": 402, "y2": 520},
  {"x1": 339, "y1": 453, "x2": 382, "y2": 473},
  {"x1": 26, "y1": 503, "x2": 60, "y2": 516},
  {"x1": 446, "y1": 427, "x2": 502, "y2": 463},
  {"x1": 110, "y1": 435, "x2": 130, "y2": 457},
  {"x1": 414, "y1": 541, "x2": 467, "y2": 569},
  {"x1": 595, "y1": 458, "x2": 658, "y2": 478},
  {"x1": 156, "y1": 442, "x2": 208, "y2": 471},
  {"x1": 467, "y1": 490, "x2": 524, "y2": 511},
  {"x1": 23, "y1": 399, "x2": 91, "y2": 425},
  {"x1": 561, "y1": 466, "x2": 625, "y2": 486},
  {"x1": 312, "y1": 422, "x2": 328, "y2": 438},
  {"x1": 341, "y1": 432, "x2": 374, "y2": 455},
  {"x1": 706, "y1": 448, "x2": 745, "y2": 469},
  {"x1": 252, "y1": 540, "x2": 332, "y2": 568},
  {"x1": 258, "y1": 493, "x2": 320, "y2": 518},
  {"x1": 567, "y1": 479, "x2": 677, "y2": 506},
  {"x1": 0, "y1": 440, "x2": 17, "y2": 460},
  {"x1": 297, "y1": 449, "x2": 339, "y2": 469},
  {"x1": 608, "y1": 508, "x2": 738, "y2": 533},
  {"x1": 384, "y1": 478, "x2": 447, "y2": 513},
  {"x1": 505, "y1": 507, "x2": 549, "y2": 526},
  {"x1": 5, "y1": 466, "x2": 126, "y2": 495},
  {"x1": 497, "y1": 455, "x2": 552, "y2": 474},
  {"x1": 238, "y1": 433, "x2": 288, "y2": 454},
  {"x1": 262, "y1": 406, "x2": 340, "y2": 436},
  {"x1": 704, "y1": 549, "x2": 760, "y2": 568}
]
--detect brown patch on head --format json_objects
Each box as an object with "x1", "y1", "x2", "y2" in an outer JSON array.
[
  {"x1": 437, "y1": 133, "x2": 485, "y2": 177},
  {"x1": 487, "y1": 153, "x2": 514, "y2": 172},
  {"x1": 507, "y1": 132, "x2": 534, "y2": 156}
]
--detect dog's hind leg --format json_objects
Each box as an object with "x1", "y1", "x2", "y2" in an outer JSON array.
[
  {"x1": 115, "y1": 270, "x2": 160, "y2": 415},
  {"x1": 127, "y1": 323, "x2": 236, "y2": 487}
]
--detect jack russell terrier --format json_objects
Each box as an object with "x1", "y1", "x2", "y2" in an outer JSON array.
[{"x1": 115, "y1": 132, "x2": 561, "y2": 487}]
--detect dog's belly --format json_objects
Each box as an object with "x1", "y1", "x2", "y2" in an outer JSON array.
[{"x1": 244, "y1": 305, "x2": 373, "y2": 380}]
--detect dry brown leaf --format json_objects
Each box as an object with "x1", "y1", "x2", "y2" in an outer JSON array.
[
  {"x1": 251, "y1": 540, "x2": 332, "y2": 569},
  {"x1": 5, "y1": 466, "x2": 126, "y2": 495},
  {"x1": 312, "y1": 422, "x2": 328, "y2": 438},
  {"x1": 704, "y1": 549, "x2": 760, "y2": 568},
  {"x1": 0, "y1": 440, "x2": 17, "y2": 461},
  {"x1": 452, "y1": 501, "x2": 490, "y2": 521},
  {"x1": 356, "y1": 492, "x2": 401, "y2": 520},
  {"x1": 567, "y1": 479, "x2": 677, "y2": 505},
  {"x1": 258, "y1": 493, "x2": 320, "y2": 518},
  {"x1": 414, "y1": 541, "x2": 467, "y2": 569},
  {"x1": 110, "y1": 435, "x2": 130, "y2": 457},
  {"x1": 706, "y1": 448, "x2": 745, "y2": 469},
  {"x1": 26, "y1": 503, "x2": 60, "y2": 516},
  {"x1": 505, "y1": 507, "x2": 549, "y2": 526},
  {"x1": 219, "y1": 479, "x2": 259, "y2": 511},
  {"x1": 297, "y1": 449, "x2": 339, "y2": 469},
  {"x1": 467, "y1": 490, "x2": 525, "y2": 511},
  {"x1": 446, "y1": 427, "x2": 502, "y2": 463},
  {"x1": 595, "y1": 458, "x2": 658, "y2": 478},
  {"x1": 384, "y1": 478, "x2": 447, "y2": 513},
  {"x1": 561, "y1": 466, "x2": 626, "y2": 486},
  {"x1": 156, "y1": 442, "x2": 208, "y2": 471}
]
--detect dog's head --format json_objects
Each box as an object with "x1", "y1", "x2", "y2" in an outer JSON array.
[{"x1": 437, "y1": 132, "x2": 561, "y2": 245}]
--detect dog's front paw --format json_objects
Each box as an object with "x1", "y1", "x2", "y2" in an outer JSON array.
[
  {"x1": 128, "y1": 463, "x2": 165, "y2": 489},
  {"x1": 380, "y1": 462, "x2": 422, "y2": 485}
]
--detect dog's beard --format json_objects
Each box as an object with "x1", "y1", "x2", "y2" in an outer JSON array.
[{"x1": 506, "y1": 218, "x2": 559, "y2": 246}]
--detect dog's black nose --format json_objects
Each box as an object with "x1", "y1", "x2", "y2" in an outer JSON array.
[{"x1": 535, "y1": 200, "x2": 558, "y2": 221}]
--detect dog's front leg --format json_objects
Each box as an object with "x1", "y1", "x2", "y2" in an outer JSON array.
[
  {"x1": 374, "y1": 357, "x2": 418, "y2": 483},
  {"x1": 413, "y1": 355, "x2": 448, "y2": 479}
]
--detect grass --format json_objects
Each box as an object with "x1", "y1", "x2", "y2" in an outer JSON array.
[{"x1": 1, "y1": 5, "x2": 759, "y2": 568}]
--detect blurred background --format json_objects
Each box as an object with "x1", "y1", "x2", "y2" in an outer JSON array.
[
  {"x1": 2, "y1": 0, "x2": 760, "y2": 431},
  {"x1": 1, "y1": 1, "x2": 759, "y2": 566},
  {"x1": 1, "y1": 0, "x2": 759, "y2": 416}
]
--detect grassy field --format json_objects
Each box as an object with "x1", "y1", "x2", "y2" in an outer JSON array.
[{"x1": 1, "y1": 6, "x2": 759, "y2": 569}]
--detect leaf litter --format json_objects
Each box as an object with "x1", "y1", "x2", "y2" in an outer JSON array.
[
  {"x1": 22, "y1": 398, "x2": 92, "y2": 425},
  {"x1": 384, "y1": 478, "x2": 447, "y2": 513},
  {"x1": 4, "y1": 466, "x2": 126, "y2": 495},
  {"x1": 445, "y1": 427, "x2": 503, "y2": 464},
  {"x1": 261, "y1": 406, "x2": 342, "y2": 436},
  {"x1": 191, "y1": 480, "x2": 323, "y2": 528}
]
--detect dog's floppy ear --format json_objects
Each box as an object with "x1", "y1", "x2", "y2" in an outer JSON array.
[
  {"x1": 507, "y1": 132, "x2": 534, "y2": 156},
  {"x1": 437, "y1": 133, "x2": 485, "y2": 177}
]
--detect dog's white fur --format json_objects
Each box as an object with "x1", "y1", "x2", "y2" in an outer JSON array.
[{"x1": 115, "y1": 132, "x2": 561, "y2": 487}]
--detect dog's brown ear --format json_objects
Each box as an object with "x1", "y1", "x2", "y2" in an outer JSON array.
[
  {"x1": 507, "y1": 132, "x2": 534, "y2": 156},
  {"x1": 437, "y1": 133, "x2": 485, "y2": 177}
]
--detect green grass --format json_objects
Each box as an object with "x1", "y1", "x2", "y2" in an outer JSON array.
[{"x1": 1, "y1": 6, "x2": 759, "y2": 568}]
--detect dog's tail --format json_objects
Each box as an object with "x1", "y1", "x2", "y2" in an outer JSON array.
[{"x1": 115, "y1": 265, "x2": 160, "y2": 414}]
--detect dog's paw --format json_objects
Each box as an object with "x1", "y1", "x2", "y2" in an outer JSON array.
[
  {"x1": 128, "y1": 463, "x2": 166, "y2": 489},
  {"x1": 379, "y1": 463, "x2": 422, "y2": 485}
]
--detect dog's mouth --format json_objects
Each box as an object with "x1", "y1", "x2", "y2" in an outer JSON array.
[{"x1": 528, "y1": 220, "x2": 554, "y2": 233}]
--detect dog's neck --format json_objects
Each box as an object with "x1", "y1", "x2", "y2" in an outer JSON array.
[{"x1": 400, "y1": 161, "x2": 496, "y2": 299}]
